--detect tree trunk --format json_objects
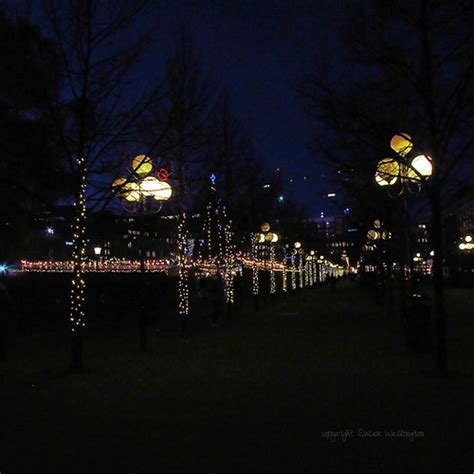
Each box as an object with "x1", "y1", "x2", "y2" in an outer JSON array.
[
  {"x1": 429, "y1": 184, "x2": 447, "y2": 371},
  {"x1": 139, "y1": 200, "x2": 147, "y2": 352},
  {"x1": 69, "y1": 160, "x2": 87, "y2": 372},
  {"x1": 71, "y1": 329, "x2": 83, "y2": 372}
]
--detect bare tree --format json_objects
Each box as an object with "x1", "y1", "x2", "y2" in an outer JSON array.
[
  {"x1": 141, "y1": 27, "x2": 215, "y2": 213},
  {"x1": 302, "y1": 0, "x2": 474, "y2": 371},
  {"x1": 41, "y1": 0, "x2": 159, "y2": 370}
]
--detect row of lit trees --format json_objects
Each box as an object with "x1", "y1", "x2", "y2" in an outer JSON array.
[{"x1": 6, "y1": 0, "x2": 296, "y2": 370}]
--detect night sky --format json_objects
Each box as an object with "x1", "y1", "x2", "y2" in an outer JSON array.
[{"x1": 143, "y1": 0, "x2": 345, "y2": 216}]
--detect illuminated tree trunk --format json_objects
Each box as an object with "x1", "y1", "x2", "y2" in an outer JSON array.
[
  {"x1": 298, "y1": 253, "x2": 304, "y2": 289},
  {"x1": 269, "y1": 245, "x2": 276, "y2": 294},
  {"x1": 251, "y1": 234, "x2": 259, "y2": 310},
  {"x1": 178, "y1": 213, "x2": 189, "y2": 335},
  {"x1": 70, "y1": 158, "x2": 87, "y2": 371}
]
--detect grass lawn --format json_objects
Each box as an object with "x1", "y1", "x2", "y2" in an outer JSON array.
[{"x1": 2, "y1": 282, "x2": 473, "y2": 473}]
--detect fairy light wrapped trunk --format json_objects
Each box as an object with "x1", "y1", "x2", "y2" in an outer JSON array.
[
  {"x1": 291, "y1": 254, "x2": 297, "y2": 290},
  {"x1": 282, "y1": 256, "x2": 287, "y2": 292},
  {"x1": 69, "y1": 157, "x2": 87, "y2": 371},
  {"x1": 224, "y1": 217, "x2": 235, "y2": 304},
  {"x1": 178, "y1": 212, "x2": 189, "y2": 317},
  {"x1": 298, "y1": 252, "x2": 304, "y2": 288},
  {"x1": 269, "y1": 244, "x2": 276, "y2": 294},
  {"x1": 252, "y1": 234, "x2": 259, "y2": 295}
]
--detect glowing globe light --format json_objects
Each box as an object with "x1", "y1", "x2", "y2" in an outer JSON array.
[
  {"x1": 123, "y1": 182, "x2": 140, "y2": 202},
  {"x1": 152, "y1": 180, "x2": 172, "y2": 201},
  {"x1": 390, "y1": 133, "x2": 413, "y2": 157},
  {"x1": 373, "y1": 219, "x2": 382, "y2": 229},
  {"x1": 367, "y1": 230, "x2": 379, "y2": 240},
  {"x1": 261, "y1": 222, "x2": 270, "y2": 232},
  {"x1": 459, "y1": 243, "x2": 466, "y2": 250},
  {"x1": 294, "y1": 241, "x2": 301, "y2": 249},
  {"x1": 265, "y1": 233, "x2": 274, "y2": 242},
  {"x1": 139, "y1": 176, "x2": 161, "y2": 196},
  {"x1": 375, "y1": 158, "x2": 399, "y2": 186},
  {"x1": 112, "y1": 177, "x2": 127, "y2": 195},
  {"x1": 408, "y1": 154, "x2": 433, "y2": 180},
  {"x1": 258, "y1": 233, "x2": 265, "y2": 243},
  {"x1": 132, "y1": 155, "x2": 153, "y2": 175},
  {"x1": 466, "y1": 235, "x2": 473, "y2": 243},
  {"x1": 271, "y1": 233, "x2": 279, "y2": 243}
]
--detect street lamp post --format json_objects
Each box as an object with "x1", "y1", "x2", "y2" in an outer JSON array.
[
  {"x1": 112, "y1": 155, "x2": 172, "y2": 351},
  {"x1": 375, "y1": 133, "x2": 433, "y2": 344}
]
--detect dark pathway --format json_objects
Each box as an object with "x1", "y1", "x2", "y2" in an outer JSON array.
[{"x1": 2, "y1": 283, "x2": 473, "y2": 473}]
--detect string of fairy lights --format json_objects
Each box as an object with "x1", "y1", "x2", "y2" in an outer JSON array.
[
  {"x1": 269, "y1": 244, "x2": 276, "y2": 294},
  {"x1": 69, "y1": 157, "x2": 87, "y2": 332},
  {"x1": 291, "y1": 254, "x2": 297, "y2": 290},
  {"x1": 224, "y1": 217, "x2": 235, "y2": 304},
  {"x1": 251, "y1": 234, "x2": 259, "y2": 295},
  {"x1": 177, "y1": 212, "x2": 189, "y2": 316},
  {"x1": 298, "y1": 252, "x2": 304, "y2": 289},
  {"x1": 23, "y1": 158, "x2": 346, "y2": 320}
]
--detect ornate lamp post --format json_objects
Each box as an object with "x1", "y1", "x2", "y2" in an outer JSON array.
[
  {"x1": 112, "y1": 155, "x2": 172, "y2": 351},
  {"x1": 375, "y1": 133, "x2": 432, "y2": 326}
]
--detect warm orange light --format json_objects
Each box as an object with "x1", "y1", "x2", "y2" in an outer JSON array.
[
  {"x1": 375, "y1": 158, "x2": 399, "y2": 186},
  {"x1": 390, "y1": 133, "x2": 412, "y2": 157},
  {"x1": 132, "y1": 155, "x2": 153, "y2": 174}
]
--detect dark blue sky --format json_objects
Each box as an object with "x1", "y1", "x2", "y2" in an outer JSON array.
[{"x1": 146, "y1": 0, "x2": 345, "y2": 216}]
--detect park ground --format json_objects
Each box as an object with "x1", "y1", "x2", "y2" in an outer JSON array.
[{"x1": 2, "y1": 282, "x2": 474, "y2": 473}]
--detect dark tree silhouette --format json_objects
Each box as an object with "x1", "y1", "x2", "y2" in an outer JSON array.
[{"x1": 301, "y1": 0, "x2": 474, "y2": 371}]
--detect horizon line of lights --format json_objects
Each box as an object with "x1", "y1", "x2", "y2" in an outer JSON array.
[{"x1": 16, "y1": 257, "x2": 333, "y2": 275}]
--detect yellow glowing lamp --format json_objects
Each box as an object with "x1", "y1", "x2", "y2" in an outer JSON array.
[
  {"x1": 367, "y1": 230, "x2": 379, "y2": 240},
  {"x1": 265, "y1": 233, "x2": 274, "y2": 242},
  {"x1": 375, "y1": 158, "x2": 399, "y2": 186},
  {"x1": 271, "y1": 233, "x2": 279, "y2": 243},
  {"x1": 132, "y1": 155, "x2": 153, "y2": 175},
  {"x1": 261, "y1": 222, "x2": 270, "y2": 232},
  {"x1": 139, "y1": 176, "x2": 161, "y2": 196},
  {"x1": 153, "y1": 180, "x2": 172, "y2": 201},
  {"x1": 310, "y1": 250, "x2": 315, "y2": 256},
  {"x1": 124, "y1": 182, "x2": 140, "y2": 202},
  {"x1": 373, "y1": 219, "x2": 381, "y2": 229},
  {"x1": 258, "y1": 233, "x2": 266, "y2": 243},
  {"x1": 381, "y1": 230, "x2": 391, "y2": 240},
  {"x1": 390, "y1": 133, "x2": 412, "y2": 157},
  {"x1": 294, "y1": 241, "x2": 301, "y2": 249},
  {"x1": 408, "y1": 154, "x2": 433, "y2": 180},
  {"x1": 459, "y1": 243, "x2": 466, "y2": 250},
  {"x1": 112, "y1": 177, "x2": 127, "y2": 195},
  {"x1": 465, "y1": 235, "x2": 472, "y2": 243}
]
